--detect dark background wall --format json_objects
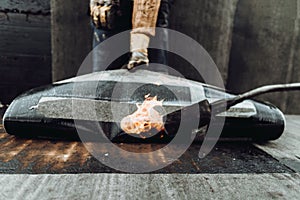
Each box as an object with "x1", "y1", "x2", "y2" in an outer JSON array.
[
  {"x1": 51, "y1": 0, "x2": 92, "y2": 82},
  {"x1": 227, "y1": 0, "x2": 300, "y2": 114},
  {"x1": 170, "y1": 0, "x2": 238, "y2": 84},
  {"x1": 1, "y1": 0, "x2": 300, "y2": 114},
  {"x1": 0, "y1": 0, "x2": 52, "y2": 104}
]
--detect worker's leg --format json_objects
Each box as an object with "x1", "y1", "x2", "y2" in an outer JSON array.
[
  {"x1": 148, "y1": 0, "x2": 172, "y2": 66},
  {"x1": 91, "y1": 0, "x2": 132, "y2": 71},
  {"x1": 127, "y1": 0, "x2": 161, "y2": 69},
  {"x1": 92, "y1": 28, "x2": 120, "y2": 71}
]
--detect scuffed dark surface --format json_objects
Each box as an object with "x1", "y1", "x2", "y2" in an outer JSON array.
[
  {"x1": 0, "y1": 121, "x2": 292, "y2": 174},
  {"x1": 0, "y1": 0, "x2": 51, "y2": 104},
  {"x1": 0, "y1": 0, "x2": 50, "y2": 14}
]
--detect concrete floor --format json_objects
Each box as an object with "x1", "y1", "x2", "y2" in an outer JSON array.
[
  {"x1": 0, "y1": 115, "x2": 299, "y2": 199},
  {"x1": 1, "y1": 173, "x2": 300, "y2": 200}
]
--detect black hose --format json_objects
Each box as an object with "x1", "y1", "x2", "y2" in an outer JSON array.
[{"x1": 211, "y1": 83, "x2": 300, "y2": 114}]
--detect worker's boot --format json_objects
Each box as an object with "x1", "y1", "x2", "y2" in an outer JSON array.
[
  {"x1": 126, "y1": 33, "x2": 150, "y2": 69},
  {"x1": 127, "y1": 51, "x2": 149, "y2": 69}
]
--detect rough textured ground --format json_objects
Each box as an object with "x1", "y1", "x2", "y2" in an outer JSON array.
[
  {"x1": 0, "y1": 115, "x2": 299, "y2": 199},
  {"x1": 0, "y1": 122, "x2": 292, "y2": 174}
]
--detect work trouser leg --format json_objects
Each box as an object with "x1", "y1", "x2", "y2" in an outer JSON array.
[
  {"x1": 148, "y1": 0, "x2": 171, "y2": 66},
  {"x1": 91, "y1": 0, "x2": 132, "y2": 72},
  {"x1": 127, "y1": 0, "x2": 161, "y2": 69}
]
